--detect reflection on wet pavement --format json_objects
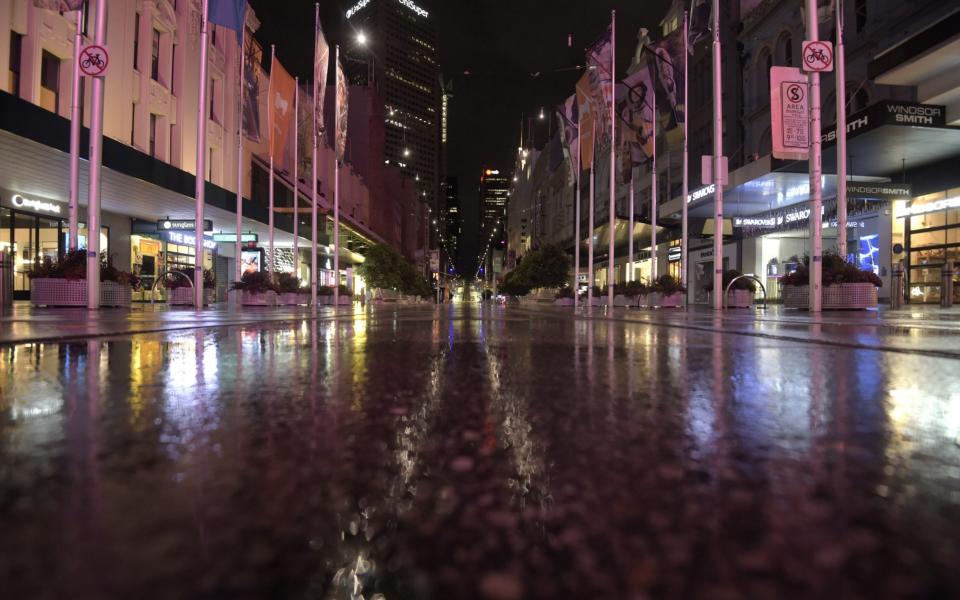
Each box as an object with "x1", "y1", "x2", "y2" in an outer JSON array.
[{"x1": 1, "y1": 304, "x2": 960, "y2": 598}]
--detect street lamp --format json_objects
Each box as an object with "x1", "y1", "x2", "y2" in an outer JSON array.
[{"x1": 357, "y1": 31, "x2": 367, "y2": 45}]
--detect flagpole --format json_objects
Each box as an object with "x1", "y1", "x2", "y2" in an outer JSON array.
[
  {"x1": 86, "y1": 0, "x2": 107, "y2": 310},
  {"x1": 268, "y1": 44, "x2": 276, "y2": 275},
  {"x1": 588, "y1": 118, "x2": 595, "y2": 310},
  {"x1": 806, "y1": 0, "x2": 823, "y2": 313},
  {"x1": 628, "y1": 177, "x2": 634, "y2": 282},
  {"x1": 836, "y1": 0, "x2": 848, "y2": 260},
  {"x1": 711, "y1": 0, "x2": 724, "y2": 311},
  {"x1": 574, "y1": 116, "x2": 581, "y2": 309},
  {"x1": 333, "y1": 44, "x2": 341, "y2": 307},
  {"x1": 311, "y1": 3, "x2": 319, "y2": 308},
  {"x1": 607, "y1": 10, "x2": 616, "y2": 309},
  {"x1": 68, "y1": 5, "x2": 83, "y2": 251},
  {"x1": 681, "y1": 9, "x2": 689, "y2": 296},
  {"x1": 235, "y1": 28, "x2": 244, "y2": 288},
  {"x1": 651, "y1": 58, "x2": 658, "y2": 284},
  {"x1": 293, "y1": 76, "x2": 299, "y2": 279}
]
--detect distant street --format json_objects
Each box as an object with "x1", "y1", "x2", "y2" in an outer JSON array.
[{"x1": 2, "y1": 304, "x2": 960, "y2": 598}]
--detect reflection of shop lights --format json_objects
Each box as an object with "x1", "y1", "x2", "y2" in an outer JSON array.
[{"x1": 898, "y1": 196, "x2": 960, "y2": 218}]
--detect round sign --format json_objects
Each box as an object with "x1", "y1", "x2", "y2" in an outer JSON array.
[
  {"x1": 893, "y1": 243, "x2": 904, "y2": 255},
  {"x1": 786, "y1": 84, "x2": 805, "y2": 103},
  {"x1": 79, "y1": 44, "x2": 109, "y2": 77},
  {"x1": 802, "y1": 40, "x2": 833, "y2": 72}
]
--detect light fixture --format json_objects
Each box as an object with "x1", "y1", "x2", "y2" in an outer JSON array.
[
  {"x1": 538, "y1": 107, "x2": 545, "y2": 120},
  {"x1": 357, "y1": 31, "x2": 367, "y2": 45},
  {"x1": 403, "y1": 148, "x2": 410, "y2": 157}
]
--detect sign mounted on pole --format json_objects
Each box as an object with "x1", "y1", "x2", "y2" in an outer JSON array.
[
  {"x1": 771, "y1": 66, "x2": 809, "y2": 160},
  {"x1": 78, "y1": 44, "x2": 109, "y2": 77},
  {"x1": 801, "y1": 40, "x2": 833, "y2": 72}
]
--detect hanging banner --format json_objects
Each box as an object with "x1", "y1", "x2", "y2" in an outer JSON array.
[
  {"x1": 586, "y1": 23, "x2": 613, "y2": 148},
  {"x1": 557, "y1": 93, "x2": 580, "y2": 184},
  {"x1": 648, "y1": 28, "x2": 686, "y2": 127},
  {"x1": 314, "y1": 15, "x2": 330, "y2": 135},
  {"x1": 770, "y1": 66, "x2": 809, "y2": 161},
  {"x1": 334, "y1": 58, "x2": 348, "y2": 161},
  {"x1": 576, "y1": 72, "x2": 596, "y2": 169},
  {"x1": 618, "y1": 65, "x2": 655, "y2": 181},
  {"x1": 242, "y1": 39, "x2": 262, "y2": 142},
  {"x1": 268, "y1": 56, "x2": 297, "y2": 167}
]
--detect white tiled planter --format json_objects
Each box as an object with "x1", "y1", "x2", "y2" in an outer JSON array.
[
  {"x1": 613, "y1": 294, "x2": 631, "y2": 307},
  {"x1": 554, "y1": 297, "x2": 574, "y2": 306},
  {"x1": 31, "y1": 278, "x2": 131, "y2": 307},
  {"x1": 783, "y1": 283, "x2": 878, "y2": 309},
  {"x1": 278, "y1": 292, "x2": 311, "y2": 306},
  {"x1": 653, "y1": 292, "x2": 684, "y2": 308},
  {"x1": 168, "y1": 287, "x2": 215, "y2": 306},
  {"x1": 336, "y1": 296, "x2": 353, "y2": 305},
  {"x1": 240, "y1": 290, "x2": 277, "y2": 306},
  {"x1": 726, "y1": 288, "x2": 754, "y2": 308}
]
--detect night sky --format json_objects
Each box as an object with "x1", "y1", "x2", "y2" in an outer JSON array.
[{"x1": 249, "y1": 0, "x2": 669, "y2": 273}]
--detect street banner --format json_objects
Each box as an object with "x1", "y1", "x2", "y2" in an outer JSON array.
[
  {"x1": 242, "y1": 39, "x2": 262, "y2": 142},
  {"x1": 649, "y1": 28, "x2": 686, "y2": 127},
  {"x1": 208, "y1": 0, "x2": 246, "y2": 43},
  {"x1": 269, "y1": 55, "x2": 296, "y2": 167},
  {"x1": 587, "y1": 24, "x2": 613, "y2": 146},
  {"x1": 334, "y1": 57, "x2": 348, "y2": 161},
  {"x1": 770, "y1": 66, "x2": 809, "y2": 160},
  {"x1": 688, "y1": 0, "x2": 711, "y2": 47},
  {"x1": 314, "y1": 12, "x2": 330, "y2": 135},
  {"x1": 295, "y1": 82, "x2": 313, "y2": 177},
  {"x1": 619, "y1": 65, "x2": 655, "y2": 181},
  {"x1": 557, "y1": 93, "x2": 579, "y2": 183},
  {"x1": 575, "y1": 72, "x2": 596, "y2": 169},
  {"x1": 33, "y1": 0, "x2": 83, "y2": 10}
]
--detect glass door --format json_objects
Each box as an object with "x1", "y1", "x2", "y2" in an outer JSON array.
[{"x1": 12, "y1": 211, "x2": 37, "y2": 300}]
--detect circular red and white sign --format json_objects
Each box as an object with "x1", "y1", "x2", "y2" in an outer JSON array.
[
  {"x1": 79, "y1": 44, "x2": 109, "y2": 77},
  {"x1": 802, "y1": 40, "x2": 833, "y2": 72}
]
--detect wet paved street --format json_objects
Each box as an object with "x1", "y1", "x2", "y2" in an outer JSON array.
[{"x1": 2, "y1": 304, "x2": 960, "y2": 599}]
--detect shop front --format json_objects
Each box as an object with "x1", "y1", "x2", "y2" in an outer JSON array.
[
  {"x1": 1, "y1": 191, "x2": 109, "y2": 300},
  {"x1": 897, "y1": 187, "x2": 960, "y2": 304},
  {"x1": 130, "y1": 219, "x2": 217, "y2": 301}
]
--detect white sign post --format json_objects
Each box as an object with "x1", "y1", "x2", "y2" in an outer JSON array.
[
  {"x1": 771, "y1": 66, "x2": 809, "y2": 161},
  {"x1": 78, "y1": 44, "x2": 109, "y2": 77},
  {"x1": 802, "y1": 40, "x2": 833, "y2": 72}
]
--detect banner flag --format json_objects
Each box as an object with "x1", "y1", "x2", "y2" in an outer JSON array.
[
  {"x1": 296, "y1": 82, "x2": 313, "y2": 176},
  {"x1": 268, "y1": 55, "x2": 297, "y2": 168},
  {"x1": 208, "y1": 0, "x2": 246, "y2": 44},
  {"x1": 688, "y1": 0, "x2": 711, "y2": 47},
  {"x1": 314, "y1": 14, "x2": 330, "y2": 135},
  {"x1": 557, "y1": 93, "x2": 580, "y2": 183},
  {"x1": 575, "y1": 72, "x2": 596, "y2": 169},
  {"x1": 334, "y1": 57, "x2": 348, "y2": 161},
  {"x1": 587, "y1": 23, "x2": 613, "y2": 147},
  {"x1": 649, "y1": 28, "x2": 686, "y2": 127},
  {"x1": 242, "y1": 39, "x2": 262, "y2": 142},
  {"x1": 618, "y1": 65, "x2": 655, "y2": 182},
  {"x1": 33, "y1": 0, "x2": 83, "y2": 11}
]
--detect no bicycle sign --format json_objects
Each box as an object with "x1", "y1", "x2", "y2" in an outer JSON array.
[{"x1": 79, "y1": 44, "x2": 109, "y2": 77}]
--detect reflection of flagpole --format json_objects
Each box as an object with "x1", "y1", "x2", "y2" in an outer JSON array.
[
  {"x1": 68, "y1": 6, "x2": 83, "y2": 251},
  {"x1": 681, "y1": 10, "x2": 689, "y2": 295},
  {"x1": 574, "y1": 116, "x2": 581, "y2": 309},
  {"x1": 333, "y1": 44, "x2": 341, "y2": 307},
  {"x1": 235, "y1": 32, "x2": 244, "y2": 287},
  {"x1": 651, "y1": 55, "x2": 658, "y2": 282},
  {"x1": 607, "y1": 10, "x2": 616, "y2": 309},
  {"x1": 311, "y1": 3, "x2": 319, "y2": 307},
  {"x1": 293, "y1": 76, "x2": 299, "y2": 278},
  {"x1": 268, "y1": 44, "x2": 276, "y2": 274}
]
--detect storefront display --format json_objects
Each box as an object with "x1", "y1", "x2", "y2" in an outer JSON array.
[
  {"x1": 900, "y1": 187, "x2": 960, "y2": 303},
  {"x1": 130, "y1": 220, "x2": 216, "y2": 301}
]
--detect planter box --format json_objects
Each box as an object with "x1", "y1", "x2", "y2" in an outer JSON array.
[
  {"x1": 726, "y1": 288, "x2": 754, "y2": 308},
  {"x1": 653, "y1": 292, "x2": 684, "y2": 308},
  {"x1": 336, "y1": 295, "x2": 353, "y2": 305},
  {"x1": 278, "y1": 292, "x2": 311, "y2": 306},
  {"x1": 240, "y1": 290, "x2": 277, "y2": 306},
  {"x1": 168, "y1": 287, "x2": 215, "y2": 306},
  {"x1": 613, "y1": 294, "x2": 632, "y2": 307},
  {"x1": 31, "y1": 278, "x2": 131, "y2": 307},
  {"x1": 554, "y1": 297, "x2": 574, "y2": 306},
  {"x1": 783, "y1": 283, "x2": 878, "y2": 310}
]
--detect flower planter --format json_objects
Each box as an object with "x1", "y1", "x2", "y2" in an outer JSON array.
[
  {"x1": 336, "y1": 295, "x2": 353, "y2": 305},
  {"x1": 554, "y1": 297, "x2": 574, "y2": 306},
  {"x1": 31, "y1": 278, "x2": 131, "y2": 307},
  {"x1": 653, "y1": 292, "x2": 684, "y2": 308},
  {"x1": 240, "y1": 290, "x2": 277, "y2": 306},
  {"x1": 783, "y1": 283, "x2": 878, "y2": 310},
  {"x1": 168, "y1": 287, "x2": 215, "y2": 306},
  {"x1": 278, "y1": 292, "x2": 311, "y2": 306},
  {"x1": 613, "y1": 294, "x2": 631, "y2": 307},
  {"x1": 726, "y1": 288, "x2": 754, "y2": 308}
]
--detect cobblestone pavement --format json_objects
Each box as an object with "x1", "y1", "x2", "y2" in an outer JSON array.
[{"x1": 1, "y1": 304, "x2": 959, "y2": 598}]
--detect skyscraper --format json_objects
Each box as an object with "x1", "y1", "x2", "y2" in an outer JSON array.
[
  {"x1": 344, "y1": 0, "x2": 440, "y2": 224},
  {"x1": 479, "y1": 168, "x2": 510, "y2": 240},
  {"x1": 442, "y1": 177, "x2": 460, "y2": 273}
]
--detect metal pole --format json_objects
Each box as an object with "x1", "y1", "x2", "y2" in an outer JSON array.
[
  {"x1": 628, "y1": 177, "x2": 634, "y2": 282},
  {"x1": 86, "y1": 0, "x2": 107, "y2": 310},
  {"x1": 291, "y1": 78, "x2": 300, "y2": 280},
  {"x1": 574, "y1": 117, "x2": 581, "y2": 309},
  {"x1": 607, "y1": 9, "x2": 616, "y2": 309},
  {"x1": 268, "y1": 44, "x2": 276, "y2": 275},
  {"x1": 681, "y1": 9, "x2": 689, "y2": 292},
  {"x1": 311, "y1": 2, "x2": 319, "y2": 307},
  {"x1": 235, "y1": 31, "x2": 244, "y2": 287},
  {"x1": 333, "y1": 44, "x2": 341, "y2": 307},
  {"x1": 588, "y1": 119, "x2": 595, "y2": 309},
  {"x1": 651, "y1": 59, "x2": 658, "y2": 282},
  {"x1": 194, "y1": 0, "x2": 211, "y2": 309},
  {"x1": 68, "y1": 6, "x2": 83, "y2": 251},
  {"x1": 835, "y1": 0, "x2": 848, "y2": 260},
  {"x1": 711, "y1": 0, "x2": 724, "y2": 311},
  {"x1": 806, "y1": 0, "x2": 823, "y2": 313}
]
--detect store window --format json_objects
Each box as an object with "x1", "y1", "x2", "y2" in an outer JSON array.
[
  {"x1": 905, "y1": 188, "x2": 960, "y2": 303},
  {"x1": 9, "y1": 32, "x2": 23, "y2": 96}
]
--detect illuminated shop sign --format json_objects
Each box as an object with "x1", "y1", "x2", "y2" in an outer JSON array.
[
  {"x1": 345, "y1": 0, "x2": 370, "y2": 18},
  {"x1": 11, "y1": 194, "x2": 62, "y2": 214},
  {"x1": 158, "y1": 219, "x2": 213, "y2": 232},
  {"x1": 897, "y1": 196, "x2": 960, "y2": 218},
  {"x1": 346, "y1": 0, "x2": 428, "y2": 19},
  {"x1": 686, "y1": 184, "x2": 715, "y2": 204},
  {"x1": 163, "y1": 231, "x2": 218, "y2": 250},
  {"x1": 397, "y1": 0, "x2": 429, "y2": 17}
]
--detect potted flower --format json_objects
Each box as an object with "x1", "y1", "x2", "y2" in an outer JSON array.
[
  {"x1": 650, "y1": 274, "x2": 686, "y2": 308},
  {"x1": 554, "y1": 286, "x2": 575, "y2": 306},
  {"x1": 164, "y1": 268, "x2": 216, "y2": 306},
  {"x1": 29, "y1": 250, "x2": 140, "y2": 307},
  {"x1": 782, "y1": 252, "x2": 881, "y2": 309},
  {"x1": 230, "y1": 271, "x2": 278, "y2": 306},
  {"x1": 705, "y1": 269, "x2": 756, "y2": 308},
  {"x1": 276, "y1": 272, "x2": 310, "y2": 306}
]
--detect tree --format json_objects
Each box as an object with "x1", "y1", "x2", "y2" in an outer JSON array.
[
  {"x1": 357, "y1": 244, "x2": 435, "y2": 297},
  {"x1": 514, "y1": 243, "x2": 570, "y2": 290}
]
